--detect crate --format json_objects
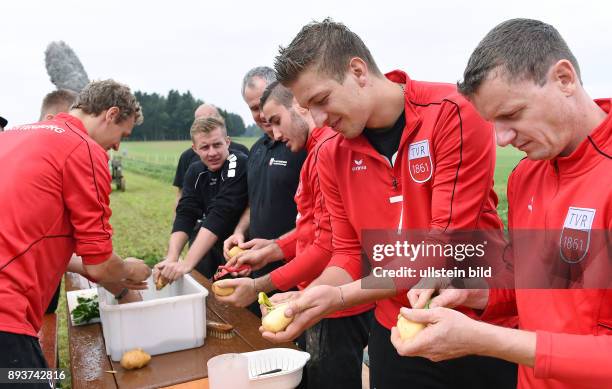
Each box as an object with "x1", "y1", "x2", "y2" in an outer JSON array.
[{"x1": 98, "y1": 274, "x2": 208, "y2": 361}]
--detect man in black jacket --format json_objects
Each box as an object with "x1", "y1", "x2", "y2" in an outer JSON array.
[
  {"x1": 156, "y1": 117, "x2": 248, "y2": 279},
  {"x1": 173, "y1": 104, "x2": 249, "y2": 208}
]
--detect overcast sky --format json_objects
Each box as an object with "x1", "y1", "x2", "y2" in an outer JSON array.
[{"x1": 2, "y1": 0, "x2": 610, "y2": 127}]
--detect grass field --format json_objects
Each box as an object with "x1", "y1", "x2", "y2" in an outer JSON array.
[
  {"x1": 56, "y1": 139, "x2": 524, "y2": 388},
  {"x1": 117, "y1": 138, "x2": 259, "y2": 183}
]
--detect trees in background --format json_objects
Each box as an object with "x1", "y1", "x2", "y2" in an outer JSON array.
[{"x1": 132, "y1": 90, "x2": 247, "y2": 140}]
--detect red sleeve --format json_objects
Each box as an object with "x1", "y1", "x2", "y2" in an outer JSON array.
[
  {"x1": 270, "y1": 242, "x2": 332, "y2": 291},
  {"x1": 275, "y1": 231, "x2": 297, "y2": 261},
  {"x1": 479, "y1": 288, "x2": 517, "y2": 323},
  {"x1": 430, "y1": 98, "x2": 499, "y2": 230},
  {"x1": 534, "y1": 331, "x2": 612, "y2": 384},
  {"x1": 270, "y1": 158, "x2": 334, "y2": 290},
  {"x1": 316, "y1": 143, "x2": 362, "y2": 281},
  {"x1": 62, "y1": 142, "x2": 113, "y2": 265}
]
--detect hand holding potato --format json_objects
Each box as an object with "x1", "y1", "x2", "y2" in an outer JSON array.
[
  {"x1": 226, "y1": 240, "x2": 282, "y2": 275},
  {"x1": 390, "y1": 307, "x2": 483, "y2": 362},
  {"x1": 258, "y1": 292, "x2": 294, "y2": 333},
  {"x1": 155, "y1": 258, "x2": 192, "y2": 282},
  {"x1": 223, "y1": 233, "x2": 245, "y2": 260},
  {"x1": 408, "y1": 277, "x2": 489, "y2": 311},
  {"x1": 259, "y1": 285, "x2": 343, "y2": 343},
  {"x1": 214, "y1": 278, "x2": 258, "y2": 308}
]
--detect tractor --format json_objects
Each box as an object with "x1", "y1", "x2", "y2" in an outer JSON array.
[{"x1": 111, "y1": 154, "x2": 126, "y2": 192}]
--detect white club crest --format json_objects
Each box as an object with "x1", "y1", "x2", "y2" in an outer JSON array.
[
  {"x1": 559, "y1": 207, "x2": 596, "y2": 264},
  {"x1": 408, "y1": 140, "x2": 433, "y2": 183}
]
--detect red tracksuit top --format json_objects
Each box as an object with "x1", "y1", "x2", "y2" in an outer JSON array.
[
  {"x1": 273, "y1": 126, "x2": 374, "y2": 318},
  {"x1": 316, "y1": 70, "x2": 505, "y2": 329},
  {"x1": 0, "y1": 113, "x2": 113, "y2": 337},
  {"x1": 482, "y1": 99, "x2": 612, "y2": 389}
]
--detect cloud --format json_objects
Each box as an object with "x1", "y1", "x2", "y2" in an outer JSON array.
[{"x1": 1, "y1": 0, "x2": 609, "y2": 126}]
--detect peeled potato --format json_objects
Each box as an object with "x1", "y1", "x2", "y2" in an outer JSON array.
[
  {"x1": 212, "y1": 281, "x2": 235, "y2": 296},
  {"x1": 228, "y1": 246, "x2": 245, "y2": 258},
  {"x1": 262, "y1": 303, "x2": 293, "y2": 333},
  {"x1": 397, "y1": 314, "x2": 425, "y2": 341},
  {"x1": 155, "y1": 275, "x2": 169, "y2": 291},
  {"x1": 120, "y1": 348, "x2": 151, "y2": 370}
]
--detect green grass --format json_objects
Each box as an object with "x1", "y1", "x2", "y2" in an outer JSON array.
[
  {"x1": 494, "y1": 146, "x2": 526, "y2": 225},
  {"x1": 108, "y1": 171, "x2": 179, "y2": 265},
  {"x1": 56, "y1": 142, "x2": 524, "y2": 386}
]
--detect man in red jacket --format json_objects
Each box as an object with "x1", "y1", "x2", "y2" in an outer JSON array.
[
  {"x1": 218, "y1": 81, "x2": 373, "y2": 389},
  {"x1": 394, "y1": 19, "x2": 612, "y2": 389},
  {"x1": 0, "y1": 80, "x2": 152, "y2": 372},
  {"x1": 261, "y1": 19, "x2": 517, "y2": 389}
]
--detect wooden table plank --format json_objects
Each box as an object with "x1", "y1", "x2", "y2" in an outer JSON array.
[
  {"x1": 65, "y1": 272, "x2": 118, "y2": 389},
  {"x1": 67, "y1": 270, "x2": 297, "y2": 389}
]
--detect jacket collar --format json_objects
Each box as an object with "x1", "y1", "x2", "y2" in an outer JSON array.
[
  {"x1": 339, "y1": 70, "x2": 422, "y2": 163},
  {"x1": 54, "y1": 112, "x2": 88, "y2": 136}
]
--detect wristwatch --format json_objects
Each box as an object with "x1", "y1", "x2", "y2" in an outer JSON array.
[{"x1": 115, "y1": 288, "x2": 129, "y2": 301}]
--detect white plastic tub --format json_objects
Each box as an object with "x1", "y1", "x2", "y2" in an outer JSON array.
[{"x1": 98, "y1": 274, "x2": 208, "y2": 361}]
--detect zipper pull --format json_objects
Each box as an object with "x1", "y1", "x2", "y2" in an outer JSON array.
[{"x1": 392, "y1": 177, "x2": 398, "y2": 190}]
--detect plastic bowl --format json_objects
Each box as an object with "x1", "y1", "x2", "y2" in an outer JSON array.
[{"x1": 243, "y1": 348, "x2": 310, "y2": 389}]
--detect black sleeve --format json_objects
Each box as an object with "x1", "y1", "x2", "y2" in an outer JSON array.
[
  {"x1": 173, "y1": 149, "x2": 193, "y2": 188},
  {"x1": 172, "y1": 163, "x2": 205, "y2": 234},
  {"x1": 229, "y1": 142, "x2": 250, "y2": 157},
  {"x1": 201, "y1": 153, "x2": 248, "y2": 239}
]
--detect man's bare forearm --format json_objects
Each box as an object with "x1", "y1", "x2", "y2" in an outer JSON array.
[
  {"x1": 83, "y1": 252, "x2": 136, "y2": 283},
  {"x1": 68, "y1": 254, "x2": 137, "y2": 295},
  {"x1": 183, "y1": 227, "x2": 218, "y2": 270},
  {"x1": 473, "y1": 321, "x2": 536, "y2": 367},
  {"x1": 308, "y1": 266, "x2": 396, "y2": 309},
  {"x1": 233, "y1": 207, "x2": 250, "y2": 235},
  {"x1": 254, "y1": 274, "x2": 276, "y2": 294},
  {"x1": 166, "y1": 231, "x2": 190, "y2": 261}
]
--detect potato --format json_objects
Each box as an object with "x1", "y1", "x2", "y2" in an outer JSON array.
[
  {"x1": 120, "y1": 348, "x2": 151, "y2": 370},
  {"x1": 155, "y1": 275, "x2": 169, "y2": 291},
  {"x1": 397, "y1": 314, "x2": 425, "y2": 341},
  {"x1": 212, "y1": 281, "x2": 235, "y2": 296},
  {"x1": 261, "y1": 303, "x2": 293, "y2": 333},
  {"x1": 228, "y1": 246, "x2": 245, "y2": 258}
]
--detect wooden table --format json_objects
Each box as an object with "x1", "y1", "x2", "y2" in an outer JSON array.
[{"x1": 65, "y1": 271, "x2": 297, "y2": 389}]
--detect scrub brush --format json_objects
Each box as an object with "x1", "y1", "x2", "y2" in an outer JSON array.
[{"x1": 206, "y1": 321, "x2": 235, "y2": 339}]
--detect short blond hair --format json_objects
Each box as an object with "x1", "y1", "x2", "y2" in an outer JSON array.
[
  {"x1": 190, "y1": 117, "x2": 227, "y2": 141},
  {"x1": 73, "y1": 79, "x2": 143, "y2": 125},
  {"x1": 40, "y1": 89, "x2": 78, "y2": 120}
]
